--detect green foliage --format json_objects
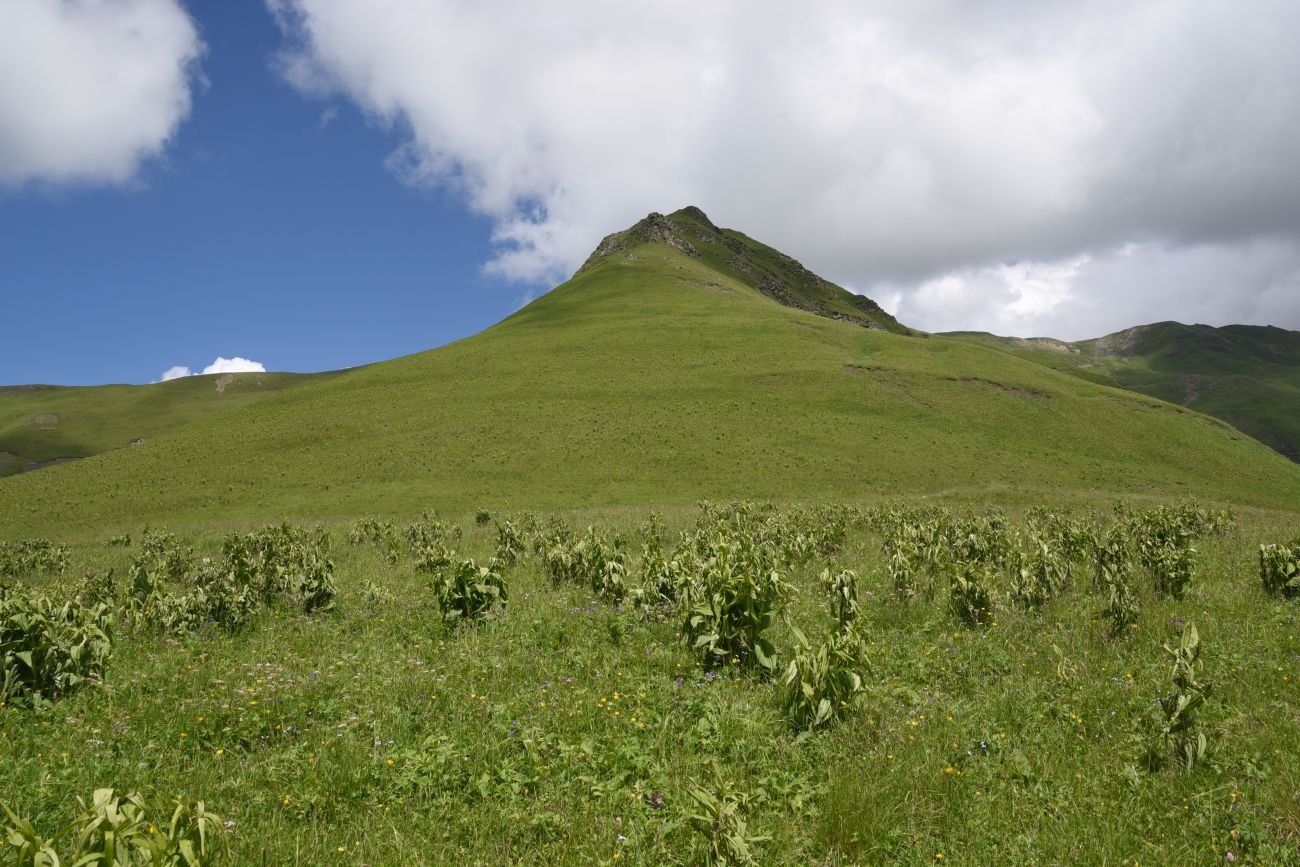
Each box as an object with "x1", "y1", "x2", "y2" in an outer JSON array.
[
  {"x1": 138, "y1": 529, "x2": 191, "y2": 581},
  {"x1": 1149, "y1": 543, "x2": 1197, "y2": 601},
  {"x1": 347, "y1": 517, "x2": 401, "y2": 563},
  {"x1": 493, "y1": 520, "x2": 524, "y2": 567},
  {"x1": 881, "y1": 526, "x2": 921, "y2": 597},
  {"x1": 821, "y1": 568, "x2": 859, "y2": 629},
  {"x1": 1008, "y1": 533, "x2": 1069, "y2": 610},
  {"x1": 123, "y1": 524, "x2": 336, "y2": 634},
  {"x1": 0, "y1": 540, "x2": 68, "y2": 579},
  {"x1": 945, "y1": 560, "x2": 998, "y2": 627},
  {"x1": 2, "y1": 789, "x2": 226, "y2": 865},
  {"x1": 1258, "y1": 542, "x2": 1300, "y2": 598},
  {"x1": 542, "y1": 529, "x2": 629, "y2": 602},
  {"x1": 0, "y1": 585, "x2": 112, "y2": 708},
  {"x1": 474, "y1": 509, "x2": 492, "y2": 526},
  {"x1": 780, "y1": 623, "x2": 869, "y2": 731},
  {"x1": 1096, "y1": 526, "x2": 1139, "y2": 637},
  {"x1": 1149, "y1": 622, "x2": 1212, "y2": 772},
  {"x1": 682, "y1": 532, "x2": 792, "y2": 673},
  {"x1": 404, "y1": 515, "x2": 463, "y2": 555},
  {"x1": 429, "y1": 558, "x2": 507, "y2": 623},
  {"x1": 221, "y1": 524, "x2": 337, "y2": 613},
  {"x1": 686, "y1": 766, "x2": 768, "y2": 867}
]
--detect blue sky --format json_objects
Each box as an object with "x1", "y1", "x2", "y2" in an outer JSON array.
[
  {"x1": 3, "y1": 1, "x2": 1299, "y2": 385},
  {"x1": 0, "y1": 3, "x2": 530, "y2": 386}
]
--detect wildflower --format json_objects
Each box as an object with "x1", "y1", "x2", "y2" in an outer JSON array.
[{"x1": 215, "y1": 748, "x2": 225, "y2": 756}]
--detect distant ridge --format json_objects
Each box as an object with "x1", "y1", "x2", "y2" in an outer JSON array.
[{"x1": 945, "y1": 321, "x2": 1300, "y2": 462}]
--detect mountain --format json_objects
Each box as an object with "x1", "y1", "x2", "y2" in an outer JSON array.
[
  {"x1": 578, "y1": 206, "x2": 910, "y2": 334},
  {"x1": 2, "y1": 207, "x2": 1299, "y2": 538},
  {"x1": 0, "y1": 372, "x2": 332, "y2": 478},
  {"x1": 945, "y1": 322, "x2": 1300, "y2": 462}
]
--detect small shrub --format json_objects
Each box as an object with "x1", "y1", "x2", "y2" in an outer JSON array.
[
  {"x1": 475, "y1": 508, "x2": 492, "y2": 526},
  {"x1": 946, "y1": 561, "x2": 997, "y2": 626},
  {"x1": 348, "y1": 517, "x2": 401, "y2": 563},
  {"x1": 494, "y1": 520, "x2": 524, "y2": 566},
  {"x1": 138, "y1": 528, "x2": 191, "y2": 580},
  {"x1": 1009, "y1": 535, "x2": 1068, "y2": 610},
  {"x1": 1151, "y1": 543, "x2": 1197, "y2": 601},
  {"x1": 0, "y1": 540, "x2": 69, "y2": 578},
  {"x1": 1097, "y1": 530, "x2": 1139, "y2": 638},
  {"x1": 781, "y1": 623, "x2": 869, "y2": 731},
  {"x1": 682, "y1": 535, "x2": 792, "y2": 673},
  {"x1": 0, "y1": 585, "x2": 112, "y2": 708},
  {"x1": 821, "y1": 568, "x2": 859, "y2": 628},
  {"x1": 1258, "y1": 542, "x2": 1300, "y2": 598},
  {"x1": 430, "y1": 558, "x2": 508, "y2": 622}
]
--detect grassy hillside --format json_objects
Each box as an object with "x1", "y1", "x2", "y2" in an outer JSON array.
[
  {"x1": 3, "y1": 212, "x2": 1298, "y2": 539},
  {"x1": 946, "y1": 323, "x2": 1300, "y2": 462},
  {"x1": 0, "y1": 372, "x2": 332, "y2": 477}
]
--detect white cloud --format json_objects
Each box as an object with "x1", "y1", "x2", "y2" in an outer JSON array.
[
  {"x1": 268, "y1": 0, "x2": 1300, "y2": 335},
  {"x1": 886, "y1": 239, "x2": 1300, "y2": 340},
  {"x1": 155, "y1": 357, "x2": 267, "y2": 383},
  {"x1": 0, "y1": 0, "x2": 203, "y2": 186},
  {"x1": 158, "y1": 365, "x2": 192, "y2": 382},
  {"x1": 201, "y1": 357, "x2": 266, "y2": 375}
]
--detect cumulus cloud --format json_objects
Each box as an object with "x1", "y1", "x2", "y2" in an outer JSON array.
[
  {"x1": 0, "y1": 0, "x2": 203, "y2": 186},
  {"x1": 268, "y1": 0, "x2": 1300, "y2": 337},
  {"x1": 158, "y1": 365, "x2": 192, "y2": 382},
  {"x1": 155, "y1": 357, "x2": 266, "y2": 383}
]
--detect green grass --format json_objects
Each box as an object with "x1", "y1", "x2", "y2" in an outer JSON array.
[
  {"x1": 3, "y1": 504, "x2": 1299, "y2": 865},
  {"x1": 0, "y1": 371, "x2": 333, "y2": 478},
  {"x1": 2, "y1": 239, "x2": 1298, "y2": 541},
  {"x1": 946, "y1": 323, "x2": 1300, "y2": 462}
]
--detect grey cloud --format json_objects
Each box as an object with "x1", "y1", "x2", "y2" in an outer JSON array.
[{"x1": 268, "y1": 0, "x2": 1300, "y2": 336}]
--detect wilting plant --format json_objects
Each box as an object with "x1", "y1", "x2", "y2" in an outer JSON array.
[
  {"x1": 685, "y1": 765, "x2": 767, "y2": 867},
  {"x1": 781, "y1": 622, "x2": 869, "y2": 731},
  {"x1": 946, "y1": 561, "x2": 997, "y2": 626},
  {"x1": 1148, "y1": 621, "x2": 1212, "y2": 772},
  {"x1": 2, "y1": 788, "x2": 227, "y2": 866}
]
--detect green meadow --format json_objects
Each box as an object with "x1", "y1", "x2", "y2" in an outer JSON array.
[
  {"x1": 2, "y1": 501, "x2": 1299, "y2": 865},
  {"x1": 3, "y1": 210, "x2": 1300, "y2": 865}
]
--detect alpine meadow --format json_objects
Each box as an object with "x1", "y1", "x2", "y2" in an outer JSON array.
[{"x1": 4, "y1": 202, "x2": 1300, "y2": 866}]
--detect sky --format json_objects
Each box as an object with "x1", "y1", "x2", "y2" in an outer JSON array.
[{"x1": 2, "y1": 1, "x2": 1300, "y2": 385}]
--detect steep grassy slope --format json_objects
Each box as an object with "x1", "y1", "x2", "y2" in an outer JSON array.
[
  {"x1": 947, "y1": 323, "x2": 1300, "y2": 461},
  {"x1": 0, "y1": 372, "x2": 332, "y2": 477},
  {"x1": 3, "y1": 218, "x2": 1300, "y2": 538}
]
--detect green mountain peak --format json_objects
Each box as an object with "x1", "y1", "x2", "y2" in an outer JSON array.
[{"x1": 576, "y1": 207, "x2": 910, "y2": 334}]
